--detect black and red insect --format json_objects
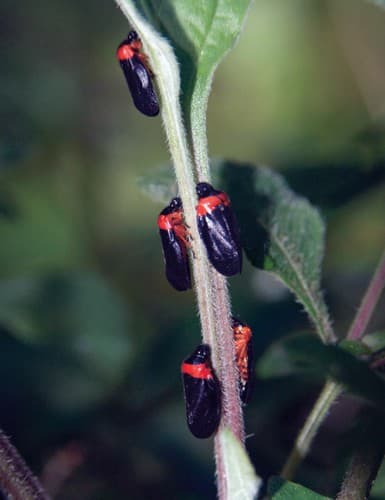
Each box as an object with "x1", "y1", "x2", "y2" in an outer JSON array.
[
  {"x1": 196, "y1": 182, "x2": 242, "y2": 276},
  {"x1": 181, "y1": 344, "x2": 221, "y2": 439},
  {"x1": 117, "y1": 31, "x2": 159, "y2": 117},
  {"x1": 232, "y1": 317, "x2": 254, "y2": 405},
  {"x1": 157, "y1": 197, "x2": 191, "y2": 291}
]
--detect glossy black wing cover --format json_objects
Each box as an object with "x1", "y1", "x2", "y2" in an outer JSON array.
[
  {"x1": 159, "y1": 228, "x2": 191, "y2": 291},
  {"x1": 119, "y1": 56, "x2": 159, "y2": 117},
  {"x1": 182, "y1": 374, "x2": 221, "y2": 439},
  {"x1": 197, "y1": 205, "x2": 242, "y2": 276}
]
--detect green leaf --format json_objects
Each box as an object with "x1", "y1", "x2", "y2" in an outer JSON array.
[
  {"x1": 134, "y1": 0, "x2": 252, "y2": 177},
  {"x1": 220, "y1": 161, "x2": 335, "y2": 344},
  {"x1": 339, "y1": 339, "x2": 372, "y2": 357},
  {"x1": 219, "y1": 428, "x2": 261, "y2": 500},
  {"x1": 363, "y1": 331, "x2": 385, "y2": 352},
  {"x1": 257, "y1": 333, "x2": 385, "y2": 409},
  {"x1": 267, "y1": 476, "x2": 331, "y2": 499},
  {"x1": 140, "y1": 0, "x2": 251, "y2": 74}
]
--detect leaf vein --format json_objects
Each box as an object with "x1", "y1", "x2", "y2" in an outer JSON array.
[{"x1": 268, "y1": 226, "x2": 335, "y2": 343}]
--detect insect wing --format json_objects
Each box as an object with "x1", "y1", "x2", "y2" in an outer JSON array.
[
  {"x1": 159, "y1": 228, "x2": 191, "y2": 291},
  {"x1": 239, "y1": 335, "x2": 254, "y2": 404},
  {"x1": 232, "y1": 317, "x2": 254, "y2": 404},
  {"x1": 181, "y1": 344, "x2": 221, "y2": 439},
  {"x1": 119, "y1": 56, "x2": 159, "y2": 117},
  {"x1": 197, "y1": 203, "x2": 242, "y2": 276},
  {"x1": 182, "y1": 373, "x2": 221, "y2": 439}
]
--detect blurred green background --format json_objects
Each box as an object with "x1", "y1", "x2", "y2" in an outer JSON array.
[{"x1": 0, "y1": 0, "x2": 385, "y2": 498}]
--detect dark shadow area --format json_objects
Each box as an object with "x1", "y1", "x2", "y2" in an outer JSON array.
[
  {"x1": 219, "y1": 161, "x2": 270, "y2": 269},
  {"x1": 284, "y1": 161, "x2": 385, "y2": 209}
]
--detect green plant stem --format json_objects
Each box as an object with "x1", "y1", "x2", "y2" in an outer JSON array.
[
  {"x1": 0, "y1": 429, "x2": 49, "y2": 500},
  {"x1": 281, "y1": 379, "x2": 342, "y2": 479},
  {"x1": 188, "y1": 74, "x2": 211, "y2": 181},
  {"x1": 282, "y1": 246, "x2": 385, "y2": 480},
  {"x1": 347, "y1": 247, "x2": 385, "y2": 341},
  {"x1": 185, "y1": 37, "x2": 246, "y2": 488},
  {"x1": 183, "y1": 37, "x2": 245, "y2": 448},
  {"x1": 186, "y1": 56, "x2": 245, "y2": 445}
]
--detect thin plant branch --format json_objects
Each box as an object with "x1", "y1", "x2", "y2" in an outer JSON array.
[
  {"x1": 347, "y1": 247, "x2": 385, "y2": 341},
  {"x1": 336, "y1": 410, "x2": 385, "y2": 500},
  {"x1": 281, "y1": 379, "x2": 342, "y2": 479},
  {"x1": 0, "y1": 429, "x2": 50, "y2": 500}
]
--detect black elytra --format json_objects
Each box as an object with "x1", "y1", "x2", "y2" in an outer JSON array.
[
  {"x1": 196, "y1": 182, "x2": 242, "y2": 276},
  {"x1": 181, "y1": 344, "x2": 221, "y2": 439},
  {"x1": 117, "y1": 31, "x2": 159, "y2": 117},
  {"x1": 157, "y1": 197, "x2": 191, "y2": 291}
]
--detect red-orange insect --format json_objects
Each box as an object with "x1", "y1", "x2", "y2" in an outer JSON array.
[{"x1": 232, "y1": 317, "x2": 254, "y2": 404}]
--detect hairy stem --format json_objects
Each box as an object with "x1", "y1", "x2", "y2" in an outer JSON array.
[
  {"x1": 212, "y1": 272, "x2": 244, "y2": 441},
  {"x1": 347, "y1": 247, "x2": 385, "y2": 341},
  {"x1": 0, "y1": 430, "x2": 49, "y2": 500},
  {"x1": 336, "y1": 447, "x2": 384, "y2": 500},
  {"x1": 186, "y1": 42, "x2": 245, "y2": 452},
  {"x1": 185, "y1": 38, "x2": 246, "y2": 498},
  {"x1": 281, "y1": 379, "x2": 342, "y2": 479},
  {"x1": 113, "y1": 6, "x2": 247, "y2": 499},
  {"x1": 336, "y1": 411, "x2": 385, "y2": 500},
  {"x1": 188, "y1": 74, "x2": 212, "y2": 181},
  {"x1": 114, "y1": 0, "x2": 244, "y2": 475}
]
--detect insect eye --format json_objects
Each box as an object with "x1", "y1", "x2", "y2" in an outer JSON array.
[{"x1": 197, "y1": 182, "x2": 213, "y2": 198}]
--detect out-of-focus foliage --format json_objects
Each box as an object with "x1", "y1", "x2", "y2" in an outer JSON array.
[
  {"x1": 257, "y1": 332, "x2": 385, "y2": 408},
  {"x1": 267, "y1": 476, "x2": 332, "y2": 499},
  {"x1": 0, "y1": 0, "x2": 385, "y2": 498},
  {"x1": 268, "y1": 477, "x2": 330, "y2": 500}
]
